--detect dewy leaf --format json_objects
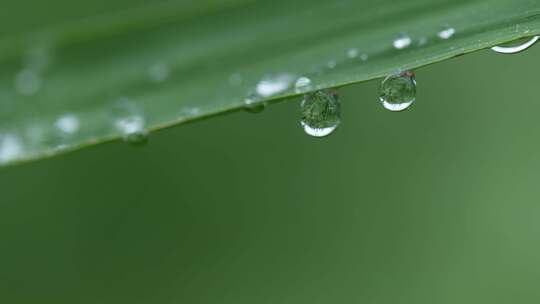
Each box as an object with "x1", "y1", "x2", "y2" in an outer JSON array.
[{"x1": 0, "y1": 0, "x2": 539, "y2": 166}]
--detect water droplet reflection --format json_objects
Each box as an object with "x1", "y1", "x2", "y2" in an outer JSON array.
[{"x1": 491, "y1": 36, "x2": 539, "y2": 54}]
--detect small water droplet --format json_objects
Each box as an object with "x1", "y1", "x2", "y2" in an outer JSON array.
[
  {"x1": 54, "y1": 114, "x2": 80, "y2": 135},
  {"x1": 147, "y1": 63, "x2": 170, "y2": 83},
  {"x1": 437, "y1": 26, "x2": 456, "y2": 39},
  {"x1": 14, "y1": 69, "x2": 42, "y2": 96},
  {"x1": 393, "y1": 34, "x2": 412, "y2": 49},
  {"x1": 294, "y1": 77, "x2": 312, "y2": 93},
  {"x1": 112, "y1": 98, "x2": 149, "y2": 145},
  {"x1": 491, "y1": 36, "x2": 539, "y2": 54},
  {"x1": 244, "y1": 95, "x2": 267, "y2": 113},
  {"x1": 360, "y1": 53, "x2": 369, "y2": 61},
  {"x1": 182, "y1": 107, "x2": 201, "y2": 117},
  {"x1": 300, "y1": 90, "x2": 341, "y2": 138},
  {"x1": 256, "y1": 74, "x2": 294, "y2": 97},
  {"x1": 347, "y1": 48, "x2": 359, "y2": 59},
  {"x1": 0, "y1": 134, "x2": 23, "y2": 163},
  {"x1": 418, "y1": 37, "x2": 428, "y2": 46},
  {"x1": 379, "y1": 71, "x2": 417, "y2": 112},
  {"x1": 115, "y1": 115, "x2": 148, "y2": 145},
  {"x1": 327, "y1": 60, "x2": 337, "y2": 69}
]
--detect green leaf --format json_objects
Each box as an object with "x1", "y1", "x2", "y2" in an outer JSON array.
[{"x1": 0, "y1": 0, "x2": 539, "y2": 166}]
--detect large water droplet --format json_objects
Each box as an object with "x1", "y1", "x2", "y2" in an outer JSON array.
[
  {"x1": 379, "y1": 71, "x2": 417, "y2": 112},
  {"x1": 491, "y1": 36, "x2": 539, "y2": 54},
  {"x1": 300, "y1": 90, "x2": 341, "y2": 138},
  {"x1": 393, "y1": 34, "x2": 412, "y2": 50},
  {"x1": 256, "y1": 74, "x2": 294, "y2": 97},
  {"x1": 294, "y1": 77, "x2": 312, "y2": 93},
  {"x1": 437, "y1": 26, "x2": 456, "y2": 39},
  {"x1": 244, "y1": 95, "x2": 267, "y2": 113}
]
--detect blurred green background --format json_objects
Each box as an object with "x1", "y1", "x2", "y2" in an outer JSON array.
[{"x1": 2, "y1": 45, "x2": 540, "y2": 303}]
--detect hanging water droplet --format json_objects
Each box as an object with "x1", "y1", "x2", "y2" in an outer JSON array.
[
  {"x1": 393, "y1": 34, "x2": 412, "y2": 49},
  {"x1": 294, "y1": 77, "x2": 312, "y2": 93},
  {"x1": 347, "y1": 48, "x2": 359, "y2": 59},
  {"x1": 54, "y1": 114, "x2": 80, "y2": 135},
  {"x1": 147, "y1": 63, "x2": 170, "y2": 83},
  {"x1": 437, "y1": 26, "x2": 456, "y2": 39},
  {"x1": 0, "y1": 134, "x2": 23, "y2": 164},
  {"x1": 300, "y1": 90, "x2": 341, "y2": 138},
  {"x1": 244, "y1": 95, "x2": 267, "y2": 113},
  {"x1": 256, "y1": 73, "x2": 294, "y2": 97},
  {"x1": 14, "y1": 68, "x2": 42, "y2": 96},
  {"x1": 379, "y1": 71, "x2": 417, "y2": 112},
  {"x1": 491, "y1": 36, "x2": 539, "y2": 54}
]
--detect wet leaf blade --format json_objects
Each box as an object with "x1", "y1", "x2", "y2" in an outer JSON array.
[{"x1": 0, "y1": 0, "x2": 539, "y2": 166}]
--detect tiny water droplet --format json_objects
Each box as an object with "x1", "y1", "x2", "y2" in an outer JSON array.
[
  {"x1": 256, "y1": 74, "x2": 294, "y2": 97},
  {"x1": 360, "y1": 53, "x2": 369, "y2": 61},
  {"x1": 418, "y1": 37, "x2": 428, "y2": 46},
  {"x1": 147, "y1": 63, "x2": 170, "y2": 83},
  {"x1": 228, "y1": 73, "x2": 243, "y2": 86},
  {"x1": 327, "y1": 60, "x2": 337, "y2": 69},
  {"x1": 0, "y1": 134, "x2": 23, "y2": 163},
  {"x1": 300, "y1": 90, "x2": 341, "y2": 138},
  {"x1": 112, "y1": 99, "x2": 149, "y2": 145},
  {"x1": 294, "y1": 77, "x2": 312, "y2": 93},
  {"x1": 347, "y1": 48, "x2": 359, "y2": 59},
  {"x1": 185, "y1": 108, "x2": 201, "y2": 117},
  {"x1": 393, "y1": 34, "x2": 412, "y2": 49},
  {"x1": 115, "y1": 115, "x2": 148, "y2": 145},
  {"x1": 244, "y1": 95, "x2": 267, "y2": 113},
  {"x1": 14, "y1": 69, "x2": 42, "y2": 96},
  {"x1": 380, "y1": 71, "x2": 416, "y2": 112},
  {"x1": 491, "y1": 36, "x2": 539, "y2": 54},
  {"x1": 54, "y1": 114, "x2": 80, "y2": 135},
  {"x1": 437, "y1": 26, "x2": 456, "y2": 39}
]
